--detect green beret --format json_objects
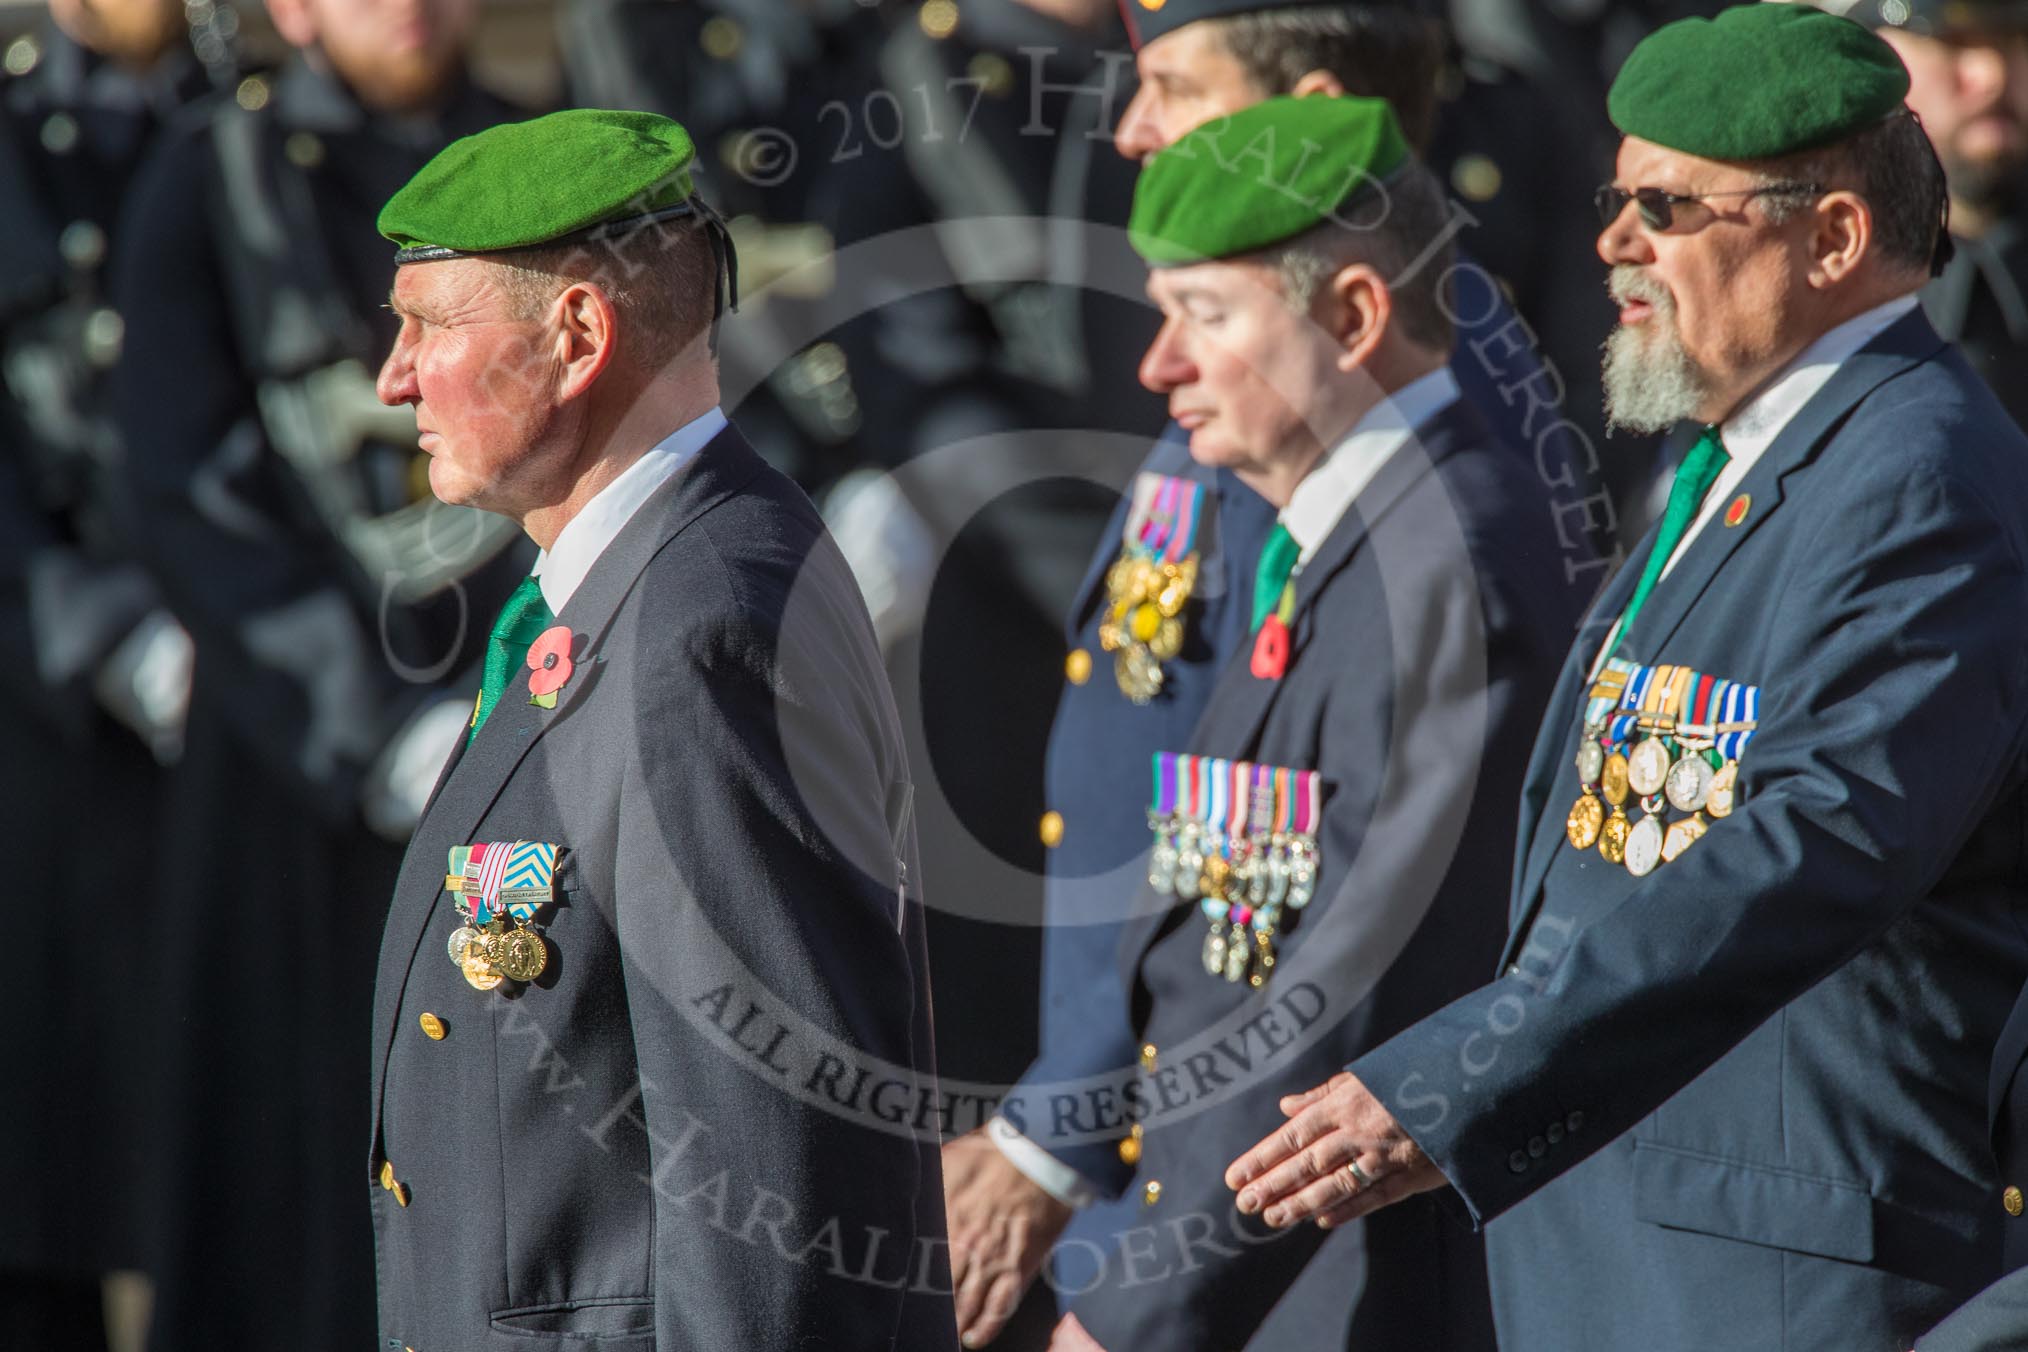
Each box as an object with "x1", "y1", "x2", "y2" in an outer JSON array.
[
  {"x1": 378, "y1": 109, "x2": 703, "y2": 263},
  {"x1": 1608, "y1": 4, "x2": 1910, "y2": 161},
  {"x1": 1128, "y1": 95, "x2": 1410, "y2": 266}
]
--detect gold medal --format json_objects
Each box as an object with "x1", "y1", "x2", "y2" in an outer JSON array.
[
  {"x1": 1706, "y1": 761, "x2": 1739, "y2": 818},
  {"x1": 1201, "y1": 854, "x2": 1233, "y2": 902},
  {"x1": 1661, "y1": 812, "x2": 1707, "y2": 863},
  {"x1": 1599, "y1": 809, "x2": 1631, "y2": 864},
  {"x1": 460, "y1": 948, "x2": 504, "y2": 991},
  {"x1": 1566, "y1": 791, "x2": 1604, "y2": 850},
  {"x1": 493, "y1": 926, "x2": 549, "y2": 983},
  {"x1": 1602, "y1": 753, "x2": 1630, "y2": 806}
]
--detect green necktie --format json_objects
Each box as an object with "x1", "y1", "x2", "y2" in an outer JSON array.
[
  {"x1": 1607, "y1": 425, "x2": 1730, "y2": 657},
  {"x1": 1251, "y1": 522, "x2": 1301, "y2": 632},
  {"x1": 470, "y1": 574, "x2": 555, "y2": 741}
]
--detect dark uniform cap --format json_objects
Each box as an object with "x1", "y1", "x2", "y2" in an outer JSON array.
[
  {"x1": 1117, "y1": 0, "x2": 1423, "y2": 51},
  {"x1": 1841, "y1": 0, "x2": 2028, "y2": 37},
  {"x1": 1128, "y1": 94, "x2": 1409, "y2": 264},
  {"x1": 1608, "y1": 4, "x2": 1910, "y2": 161},
  {"x1": 378, "y1": 108, "x2": 701, "y2": 263}
]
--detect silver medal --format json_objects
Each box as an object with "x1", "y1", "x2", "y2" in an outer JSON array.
[
  {"x1": 1624, "y1": 815, "x2": 1664, "y2": 877},
  {"x1": 1628, "y1": 738, "x2": 1671, "y2": 797},
  {"x1": 1664, "y1": 755, "x2": 1714, "y2": 814},
  {"x1": 1575, "y1": 740, "x2": 1604, "y2": 784}
]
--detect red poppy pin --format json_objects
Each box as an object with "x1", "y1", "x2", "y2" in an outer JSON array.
[{"x1": 527, "y1": 626, "x2": 576, "y2": 709}]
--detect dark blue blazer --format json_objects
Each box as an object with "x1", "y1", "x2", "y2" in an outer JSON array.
[
  {"x1": 1065, "y1": 396, "x2": 1582, "y2": 1350},
  {"x1": 369, "y1": 430, "x2": 956, "y2": 1351},
  {"x1": 1352, "y1": 310, "x2": 2028, "y2": 1352},
  {"x1": 1918, "y1": 986, "x2": 2028, "y2": 1350}
]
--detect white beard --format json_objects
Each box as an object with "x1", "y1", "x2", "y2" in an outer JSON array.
[{"x1": 1600, "y1": 269, "x2": 1711, "y2": 434}]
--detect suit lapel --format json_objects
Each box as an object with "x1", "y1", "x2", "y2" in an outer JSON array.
[{"x1": 370, "y1": 427, "x2": 769, "y2": 1124}]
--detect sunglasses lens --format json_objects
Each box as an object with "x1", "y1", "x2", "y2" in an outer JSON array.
[
  {"x1": 1595, "y1": 186, "x2": 1626, "y2": 228},
  {"x1": 1635, "y1": 191, "x2": 1672, "y2": 231}
]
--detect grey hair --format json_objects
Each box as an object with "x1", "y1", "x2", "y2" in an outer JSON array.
[
  {"x1": 1264, "y1": 160, "x2": 1457, "y2": 352},
  {"x1": 489, "y1": 216, "x2": 718, "y2": 370}
]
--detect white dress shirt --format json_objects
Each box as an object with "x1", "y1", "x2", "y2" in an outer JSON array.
[
  {"x1": 534, "y1": 406, "x2": 727, "y2": 613},
  {"x1": 1660, "y1": 295, "x2": 1917, "y2": 579},
  {"x1": 986, "y1": 368, "x2": 1461, "y2": 1206},
  {"x1": 1281, "y1": 366, "x2": 1462, "y2": 566}
]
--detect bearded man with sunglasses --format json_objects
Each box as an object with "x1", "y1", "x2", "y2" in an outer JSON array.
[{"x1": 1223, "y1": 7, "x2": 2028, "y2": 1350}]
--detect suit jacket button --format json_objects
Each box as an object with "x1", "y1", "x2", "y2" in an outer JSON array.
[
  {"x1": 1065, "y1": 649, "x2": 1092, "y2": 685},
  {"x1": 1566, "y1": 1111, "x2": 1585, "y2": 1132},
  {"x1": 2006, "y1": 1186, "x2": 2024, "y2": 1217},
  {"x1": 392, "y1": 1181, "x2": 411, "y2": 1208},
  {"x1": 1040, "y1": 811, "x2": 1064, "y2": 848},
  {"x1": 418, "y1": 1012, "x2": 446, "y2": 1041},
  {"x1": 1508, "y1": 1151, "x2": 1528, "y2": 1174},
  {"x1": 1527, "y1": 1136, "x2": 1547, "y2": 1158},
  {"x1": 1140, "y1": 1043, "x2": 1158, "y2": 1072},
  {"x1": 1546, "y1": 1123, "x2": 1564, "y2": 1145},
  {"x1": 1142, "y1": 1180, "x2": 1162, "y2": 1206},
  {"x1": 379, "y1": 1160, "x2": 396, "y2": 1191}
]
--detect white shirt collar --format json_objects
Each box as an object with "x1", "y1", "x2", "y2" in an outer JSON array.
[
  {"x1": 1282, "y1": 367, "x2": 1461, "y2": 563},
  {"x1": 1717, "y1": 295, "x2": 1919, "y2": 466},
  {"x1": 532, "y1": 407, "x2": 727, "y2": 614}
]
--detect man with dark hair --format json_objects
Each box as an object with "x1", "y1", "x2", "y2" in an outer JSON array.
[
  {"x1": 1044, "y1": 95, "x2": 1576, "y2": 1352},
  {"x1": 1230, "y1": 9, "x2": 2028, "y2": 1350},
  {"x1": 367, "y1": 108, "x2": 954, "y2": 1351}
]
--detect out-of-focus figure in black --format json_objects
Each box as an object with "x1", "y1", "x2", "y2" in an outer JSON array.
[
  {"x1": 108, "y1": 0, "x2": 529, "y2": 1345},
  {"x1": 0, "y1": 0, "x2": 233, "y2": 1344},
  {"x1": 1861, "y1": 0, "x2": 2028, "y2": 430}
]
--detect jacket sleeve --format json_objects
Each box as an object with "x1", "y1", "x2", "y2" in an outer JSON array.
[
  {"x1": 610, "y1": 528, "x2": 954, "y2": 1351},
  {"x1": 1352, "y1": 453, "x2": 2028, "y2": 1226}
]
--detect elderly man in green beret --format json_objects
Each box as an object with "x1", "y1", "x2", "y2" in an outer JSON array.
[
  {"x1": 1035, "y1": 92, "x2": 1577, "y2": 1352},
  {"x1": 1227, "y1": 6, "x2": 2028, "y2": 1348},
  {"x1": 365, "y1": 109, "x2": 957, "y2": 1352}
]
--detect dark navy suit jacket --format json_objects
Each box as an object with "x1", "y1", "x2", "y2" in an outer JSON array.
[
  {"x1": 1918, "y1": 988, "x2": 2028, "y2": 1351},
  {"x1": 1064, "y1": 396, "x2": 1582, "y2": 1349},
  {"x1": 1352, "y1": 310, "x2": 2028, "y2": 1352},
  {"x1": 369, "y1": 430, "x2": 956, "y2": 1352}
]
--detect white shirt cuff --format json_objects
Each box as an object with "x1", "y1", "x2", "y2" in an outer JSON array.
[{"x1": 987, "y1": 1115, "x2": 1099, "y2": 1209}]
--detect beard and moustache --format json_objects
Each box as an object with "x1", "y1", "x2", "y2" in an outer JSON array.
[{"x1": 1601, "y1": 265, "x2": 1713, "y2": 434}]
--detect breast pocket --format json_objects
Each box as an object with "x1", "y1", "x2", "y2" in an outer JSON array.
[{"x1": 490, "y1": 1295, "x2": 655, "y2": 1346}]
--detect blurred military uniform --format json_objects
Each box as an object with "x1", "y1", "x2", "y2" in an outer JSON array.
[
  {"x1": 0, "y1": 11, "x2": 228, "y2": 1344},
  {"x1": 109, "y1": 52, "x2": 526, "y2": 1351}
]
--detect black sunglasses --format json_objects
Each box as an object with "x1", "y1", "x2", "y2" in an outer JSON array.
[{"x1": 1594, "y1": 182, "x2": 1824, "y2": 231}]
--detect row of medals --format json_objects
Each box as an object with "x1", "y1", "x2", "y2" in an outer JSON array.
[
  {"x1": 1148, "y1": 818, "x2": 1318, "y2": 986},
  {"x1": 1099, "y1": 553, "x2": 1197, "y2": 704},
  {"x1": 1565, "y1": 726, "x2": 1740, "y2": 877},
  {"x1": 448, "y1": 914, "x2": 549, "y2": 989}
]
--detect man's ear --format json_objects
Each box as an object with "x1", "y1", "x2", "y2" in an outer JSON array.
[
  {"x1": 1807, "y1": 191, "x2": 1872, "y2": 289},
  {"x1": 1290, "y1": 69, "x2": 1347, "y2": 99},
  {"x1": 1328, "y1": 262, "x2": 1390, "y2": 372},
  {"x1": 265, "y1": 0, "x2": 316, "y2": 49},
  {"x1": 554, "y1": 282, "x2": 619, "y2": 402}
]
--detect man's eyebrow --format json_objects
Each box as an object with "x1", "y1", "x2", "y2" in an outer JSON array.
[{"x1": 385, "y1": 291, "x2": 436, "y2": 321}]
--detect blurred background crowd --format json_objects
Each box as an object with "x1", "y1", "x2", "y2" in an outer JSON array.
[{"x1": 3, "y1": 0, "x2": 2025, "y2": 1347}]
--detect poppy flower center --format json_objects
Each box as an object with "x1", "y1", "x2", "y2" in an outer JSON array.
[{"x1": 543, "y1": 653, "x2": 558, "y2": 669}]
